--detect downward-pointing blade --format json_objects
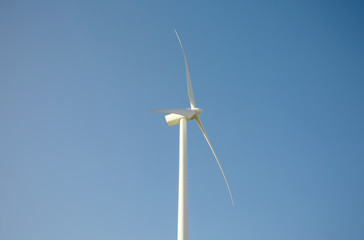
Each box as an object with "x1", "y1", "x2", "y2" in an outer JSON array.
[
  {"x1": 174, "y1": 30, "x2": 196, "y2": 109},
  {"x1": 152, "y1": 109, "x2": 196, "y2": 119},
  {"x1": 195, "y1": 117, "x2": 235, "y2": 206}
]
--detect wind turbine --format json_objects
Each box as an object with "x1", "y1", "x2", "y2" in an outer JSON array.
[{"x1": 153, "y1": 30, "x2": 234, "y2": 240}]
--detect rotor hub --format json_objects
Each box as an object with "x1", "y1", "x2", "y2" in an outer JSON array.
[{"x1": 193, "y1": 108, "x2": 202, "y2": 117}]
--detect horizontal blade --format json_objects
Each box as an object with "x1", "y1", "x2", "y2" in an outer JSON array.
[
  {"x1": 195, "y1": 116, "x2": 234, "y2": 206},
  {"x1": 174, "y1": 30, "x2": 196, "y2": 109},
  {"x1": 152, "y1": 109, "x2": 196, "y2": 119}
]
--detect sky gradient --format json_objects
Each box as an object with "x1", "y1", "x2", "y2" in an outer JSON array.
[{"x1": 1, "y1": 1, "x2": 364, "y2": 239}]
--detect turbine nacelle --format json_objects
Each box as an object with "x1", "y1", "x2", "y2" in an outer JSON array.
[
  {"x1": 165, "y1": 113, "x2": 192, "y2": 126},
  {"x1": 164, "y1": 108, "x2": 202, "y2": 126}
]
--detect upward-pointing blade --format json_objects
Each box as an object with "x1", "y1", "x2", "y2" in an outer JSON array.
[
  {"x1": 174, "y1": 30, "x2": 196, "y2": 109},
  {"x1": 195, "y1": 117, "x2": 235, "y2": 206}
]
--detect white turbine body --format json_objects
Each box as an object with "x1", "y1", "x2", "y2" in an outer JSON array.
[{"x1": 153, "y1": 31, "x2": 234, "y2": 240}]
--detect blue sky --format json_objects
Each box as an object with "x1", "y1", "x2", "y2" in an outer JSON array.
[{"x1": 1, "y1": 1, "x2": 364, "y2": 239}]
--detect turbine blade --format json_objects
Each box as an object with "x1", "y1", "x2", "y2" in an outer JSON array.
[
  {"x1": 174, "y1": 30, "x2": 196, "y2": 109},
  {"x1": 195, "y1": 117, "x2": 235, "y2": 206},
  {"x1": 152, "y1": 109, "x2": 196, "y2": 119}
]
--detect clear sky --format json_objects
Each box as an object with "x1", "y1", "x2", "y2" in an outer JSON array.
[{"x1": 1, "y1": 1, "x2": 364, "y2": 239}]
